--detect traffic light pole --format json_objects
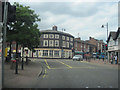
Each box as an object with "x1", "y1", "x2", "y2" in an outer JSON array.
[{"x1": 2, "y1": 1, "x2": 8, "y2": 88}]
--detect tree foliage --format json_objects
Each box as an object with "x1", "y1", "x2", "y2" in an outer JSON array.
[{"x1": 7, "y1": 2, "x2": 41, "y2": 50}]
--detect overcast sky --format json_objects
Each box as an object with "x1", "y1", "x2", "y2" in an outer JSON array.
[{"x1": 9, "y1": 0, "x2": 119, "y2": 42}]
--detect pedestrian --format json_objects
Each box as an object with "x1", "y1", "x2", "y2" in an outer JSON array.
[
  {"x1": 111, "y1": 55, "x2": 113, "y2": 64},
  {"x1": 102, "y1": 55, "x2": 104, "y2": 62},
  {"x1": 115, "y1": 55, "x2": 117, "y2": 64}
]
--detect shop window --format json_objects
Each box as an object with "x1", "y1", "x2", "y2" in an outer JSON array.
[
  {"x1": 49, "y1": 50, "x2": 53, "y2": 57},
  {"x1": 54, "y1": 50, "x2": 59, "y2": 57},
  {"x1": 43, "y1": 50, "x2": 48, "y2": 56}
]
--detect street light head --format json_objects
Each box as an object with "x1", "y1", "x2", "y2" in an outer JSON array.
[{"x1": 101, "y1": 25, "x2": 104, "y2": 28}]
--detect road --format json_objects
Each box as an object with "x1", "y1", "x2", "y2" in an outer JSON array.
[{"x1": 30, "y1": 59, "x2": 118, "y2": 88}]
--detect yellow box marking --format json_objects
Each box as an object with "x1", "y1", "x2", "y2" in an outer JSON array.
[{"x1": 56, "y1": 60, "x2": 72, "y2": 69}]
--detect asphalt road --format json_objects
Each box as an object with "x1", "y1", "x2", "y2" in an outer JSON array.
[{"x1": 31, "y1": 59, "x2": 118, "y2": 88}]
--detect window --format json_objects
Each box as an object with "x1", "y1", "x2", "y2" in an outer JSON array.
[
  {"x1": 62, "y1": 41, "x2": 66, "y2": 47},
  {"x1": 44, "y1": 34, "x2": 48, "y2": 38},
  {"x1": 62, "y1": 36, "x2": 65, "y2": 40},
  {"x1": 70, "y1": 43, "x2": 73, "y2": 48},
  {"x1": 67, "y1": 42, "x2": 69, "y2": 48},
  {"x1": 55, "y1": 40, "x2": 59, "y2": 47},
  {"x1": 67, "y1": 37, "x2": 69, "y2": 41},
  {"x1": 55, "y1": 34, "x2": 59, "y2": 39},
  {"x1": 43, "y1": 50, "x2": 48, "y2": 56},
  {"x1": 43, "y1": 40, "x2": 48, "y2": 46},
  {"x1": 49, "y1": 34, "x2": 54, "y2": 38},
  {"x1": 54, "y1": 50, "x2": 59, "y2": 57},
  {"x1": 70, "y1": 37, "x2": 73, "y2": 41},
  {"x1": 49, "y1": 40, "x2": 54, "y2": 47},
  {"x1": 49, "y1": 50, "x2": 53, "y2": 57}
]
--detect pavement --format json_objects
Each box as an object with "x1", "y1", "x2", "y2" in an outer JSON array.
[
  {"x1": 4, "y1": 59, "x2": 43, "y2": 88},
  {"x1": 85, "y1": 58, "x2": 119, "y2": 67}
]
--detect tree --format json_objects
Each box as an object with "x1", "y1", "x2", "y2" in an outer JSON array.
[{"x1": 6, "y1": 2, "x2": 41, "y2": 59}]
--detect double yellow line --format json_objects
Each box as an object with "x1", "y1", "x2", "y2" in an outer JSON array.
[
  {"x1": 44, "y1": 59, "x2": 51, "y2": 69},
  {"x1": 56, "y1": 60, "x2": 72, "y2": 69},
  {"x1": 44, "y1": 59, "x2": 72, "y2": 69}
]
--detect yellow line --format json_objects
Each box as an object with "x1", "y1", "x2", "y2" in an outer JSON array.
[
  {"x1": 43, "y1": 69, "x2": 47, "y2": 78},
  {"x1": 56, "y1": 60, "x2": 72, "y2": 69},
  {"x1": 44, "y1": 59, "x2": 51, "y2": 69}
]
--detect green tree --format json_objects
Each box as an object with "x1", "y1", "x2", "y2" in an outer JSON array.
[{"x1": 6, "y1": 2, "x2": 41, "y2": 59}]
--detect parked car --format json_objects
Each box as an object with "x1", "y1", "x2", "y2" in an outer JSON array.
[{"x1": 73, "y1": 55, "x2": 83, "y2": 61}]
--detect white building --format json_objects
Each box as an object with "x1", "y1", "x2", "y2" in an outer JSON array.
[{"x1": 107, "y1": 28, "x2": 120, "y2": 63}]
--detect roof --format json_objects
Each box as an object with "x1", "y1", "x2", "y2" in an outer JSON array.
[
  {"x1": 107, "y1": 32, "x2": 117, "y2": 42},
  {"x1": 114, "y1": 27, "x2": 120, "y2": 40},
  {"x1": 40, "y1": 30, "x2": 74, "y2": 37}
]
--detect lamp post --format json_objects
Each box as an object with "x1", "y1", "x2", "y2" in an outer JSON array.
[
  {"x1": 101, "y1": 23, "x2": 109, "y2": 63},
  {"x1": 101, "y1": 23, "x2": 108, "y2": 40}
]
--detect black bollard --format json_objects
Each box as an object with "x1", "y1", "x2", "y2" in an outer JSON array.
[
  {"x1": 26, "y1": 56, "x2": 28, "y2": 65},
  {"x1": 21, "y1": 57, "x2": 24, "y2": 70},
  {"x1": 15, "y1": 59, "x2": 18, "y2": 74}
]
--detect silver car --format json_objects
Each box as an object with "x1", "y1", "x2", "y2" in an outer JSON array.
[{"x1": 73, "y1": 55, "x2": 83, "y2": 61}]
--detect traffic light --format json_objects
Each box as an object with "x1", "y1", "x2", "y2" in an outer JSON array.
[
  {"x1": 7, "y1": 2, "x2": 16, "y2": 22},
  {"x1": 105, "y1": 44, "x2": 108, "y2": 50},
  {"x1": 2, "y1": 2, "x2": 16, "y2": 23}
]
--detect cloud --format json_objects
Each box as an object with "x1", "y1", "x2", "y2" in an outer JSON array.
[{"x1": 9, "y1": 1, "x2": 118, "y2": 42}]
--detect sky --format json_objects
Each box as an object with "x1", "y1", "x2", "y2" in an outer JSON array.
[{"x1": 9, "y1": 0, "x2": 119, "y2": 42}]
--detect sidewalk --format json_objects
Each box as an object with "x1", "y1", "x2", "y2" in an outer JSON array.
[
  {"x1": 4, "y1": 59, "x2": 43, "y2": 88},
  {"x1": 84, "y1": 58, "x2": 118, "y2": 66}
]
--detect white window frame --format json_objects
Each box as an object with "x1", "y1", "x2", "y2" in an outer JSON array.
[
  {"x1": 62, "y1": 36, "x2": 65, "y2": 40},
  {"x1": 55, "y1": 40, "x2": 59, "y2": 47},
  {"x1": 67, "y1": 42, "x2": 69, "y2": 48},
  {"x1": 43, "y1": 40, "x2": 48, "y2": 46},
  {"x1": 67, "y1": 37, "x2": 69, "y2": 41},
  {"x1": 43, "y1": 50, "x2": 48, "y2": 56},
  {"x1": 54, "y1": 50, "x2": 59, "y2": 57},
  {"x1": 62, "y1": 41, "x2": 66, "y2": 47},
  {"x1": 49, "y1": 40, "x2": 54, "y2": 47},
  {"x1": 44, "y1": 34, "x2": 48, "y2": 38},
  {"x1": 55, "y1": 34, "x2": 59, "y2": 39},
  {"x1": 70, "y1": 38, "x2": 73, "y2": 41},
  {"x1": 49, "y1": 34, "x2": 54, "y2": 38}
]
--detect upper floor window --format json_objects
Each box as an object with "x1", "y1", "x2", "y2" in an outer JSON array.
[
  {"x1": 62, "y1": 36, "x2": 65, "y2": 40},
  {"x1": 49, "y1": 40, "x2": 54, "y2": 47},
  {"x1": 67, "y1": 37, "x2": 69, "y2": 41},
  {"x1": 70, "y1": 43, "x2": 73, "y2": 48},
  {"x1": 67, "y1": 42, "x2": 69, "y2": 48},
  {"x1": 43, "y1": 40, "x2": 48, "y2": 46},
  {"x1": 62, "y1": 41, "x2": 66, "y2": 47},
  {"x1": 70, "y1": 37, "x2": 73, "y2": 41},
  {"x1": 49, "y1": 34, "x2": 54, "y2": 38},
  {"x1": 55, "y1": 40, "x2": 59, "y2": 47},
  {"x1": 44, "y1": 34, "x2": 48, "y2": 38},
  {"x1": 55, "y1": 34, "x2": 59, "y2": 39}
]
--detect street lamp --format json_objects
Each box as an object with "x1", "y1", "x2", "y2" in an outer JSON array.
[
  {"x1": 101, "y1": 23, "x2": 108, "y2": 40},
  {"x1": 101, "y1": 22, "x2": 109, "y2": 63}
]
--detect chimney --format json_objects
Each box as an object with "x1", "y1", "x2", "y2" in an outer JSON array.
[
  {"x1": 52, "y1": 25, "x2": 57, "y2": 31},
  {"x1": 89, "y1": 37, "x2": 92, "y2": 40}
]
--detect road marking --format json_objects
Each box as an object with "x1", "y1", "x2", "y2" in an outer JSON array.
[
  {"x1": 44, "y1": 59, "x2": 51, "y2": 69},
  {"x1": 43, "y1": 69, "x2": 47, "y2": 78},
  {"x1": 56, "y1": 60, "x2": 72, "y2": 69}
]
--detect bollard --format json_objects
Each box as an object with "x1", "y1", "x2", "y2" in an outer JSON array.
[
  {"x1": 15, "y1": 58, "x2": 18, "y2": 74},
  {"x1": 26, "y1": 56, "x2": 28, "y2": 65},
  {"x1": 21, "y1": 57, "x2": 24, "y2": 70}
]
